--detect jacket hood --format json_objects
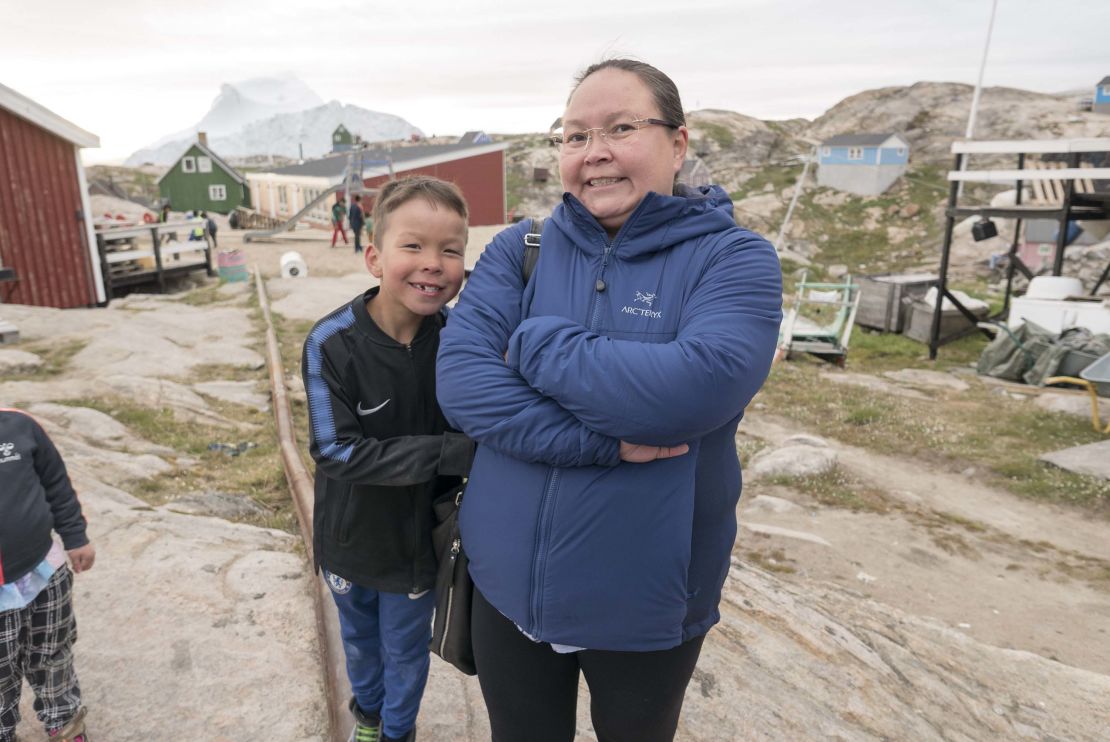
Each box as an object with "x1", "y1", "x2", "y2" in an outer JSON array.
[{"x1": 552, "y1": 184, "x2": 738, "y2": 259}]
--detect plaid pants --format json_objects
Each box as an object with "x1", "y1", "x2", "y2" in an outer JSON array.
[{"x1": 0, "y1": 566, "x2": 81, "y2": 742}]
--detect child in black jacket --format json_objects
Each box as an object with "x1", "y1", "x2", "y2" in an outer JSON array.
[
  {"x1": 301, "y1": 177, "x2": 473, "y2": 742},
  {"x1": 0, "y1": 409, "x2": 94, "y2": 742}
]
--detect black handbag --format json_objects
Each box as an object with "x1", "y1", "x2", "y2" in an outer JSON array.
[
  {"x1": 428, "y1": 222, "x2": 544, "y2": 676},
  {"x1": 430, "y1": 485, "x2": 476, "y2": 675}
]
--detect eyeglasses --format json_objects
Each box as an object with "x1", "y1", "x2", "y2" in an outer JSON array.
[{"x1": 550, "y1": 118, "x2": 678, "y2": 152}]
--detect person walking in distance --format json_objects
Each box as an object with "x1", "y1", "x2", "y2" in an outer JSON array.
[
  {"x1": 350, "y1": 194, "x2": 366, "y2": 254},
  {"x1": 331, "y1": 196, "x2": 349, "y2": 248}
]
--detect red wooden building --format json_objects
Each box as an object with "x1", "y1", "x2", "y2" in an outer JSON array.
[
  {"x1": 248, "y1": 138, "x2": 508, "y2": 227},
  {"x1": 0, "y1": 83, "x2": 103, "y2": 308}
]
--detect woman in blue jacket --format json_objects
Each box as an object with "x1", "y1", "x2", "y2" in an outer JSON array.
[{"x1": 437, "y1": 59, "x2": 782, "y2": 742}]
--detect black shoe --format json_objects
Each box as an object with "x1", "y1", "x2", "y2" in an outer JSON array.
[
  {"x1": 347, "y1": 697, "x2": 382, "y2": 742},
  {"x1": 382, "y1": 728, "x2": 415, "y2": 742}
]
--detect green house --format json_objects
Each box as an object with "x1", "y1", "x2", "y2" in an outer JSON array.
[
  {"x1": 157, "y1": 139, "x2": 250, "y2": 214},
  {"x1": 332, "y1": 124, "x2": 354, "y2": 152}
]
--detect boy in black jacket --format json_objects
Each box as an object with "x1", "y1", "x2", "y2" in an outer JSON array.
[
  {"x1": 302, "y1": 176, "x2": 473, "y2": 742},
  {"x1": 0, "y1": 409, "x2": 94, "y2": 742}
]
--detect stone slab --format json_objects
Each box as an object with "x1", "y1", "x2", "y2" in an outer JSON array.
[{"x1": 1039, "y1": 438, "x2": 1110, "y2": 480}]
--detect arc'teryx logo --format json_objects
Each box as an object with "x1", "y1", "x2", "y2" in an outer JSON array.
[
  {"x1": 621, "y1": 290, "x2": 662, "y2": 319},
  {"x1": 0, "y1": 442, "x2": 21, "y2": 464}
]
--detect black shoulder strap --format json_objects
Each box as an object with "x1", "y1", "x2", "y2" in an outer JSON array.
[{"x1": 522, "y1": 218, "x2": 543, "y2": 284}]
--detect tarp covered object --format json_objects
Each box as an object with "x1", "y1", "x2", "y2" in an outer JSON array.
[{"x1": 977, "y1": 321, "x2": 1110, "y2": 385}]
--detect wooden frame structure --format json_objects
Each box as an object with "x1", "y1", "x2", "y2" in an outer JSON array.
[
  {"x1": 930, "y1": 138, "x2": 1110, "y2": 359},
  {"x1": 94, "y1": 221, "x2": 214, "y2": 301}
]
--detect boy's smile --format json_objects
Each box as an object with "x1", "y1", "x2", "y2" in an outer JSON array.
[{"x1": 365, "y1": 197, "x2": 467, "y2": 344}]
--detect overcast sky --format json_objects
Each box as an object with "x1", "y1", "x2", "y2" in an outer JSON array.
[{"x1": 2, "y1": 0, "x2": 1107, "y2": 164}]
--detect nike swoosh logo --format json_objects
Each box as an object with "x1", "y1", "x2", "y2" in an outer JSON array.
[{"x1": 356, "y1": 399, "x2": 391, "y2": 416}]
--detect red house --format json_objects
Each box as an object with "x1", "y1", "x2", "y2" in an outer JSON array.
[
  {"x1": 0, "y1": 83, "x2": 103, "y2": 308},
  {"x1": 248, "y1": 136, "x2": 508, "y2": 227}
]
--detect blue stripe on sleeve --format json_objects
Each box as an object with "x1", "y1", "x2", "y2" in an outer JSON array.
[{"x1": 304, "y1": 306, "x2": 358, "y2": 463}]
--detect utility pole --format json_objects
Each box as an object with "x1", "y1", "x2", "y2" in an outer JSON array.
[
  {"x1": 959, "y1": 0, "x2": 999, "y2": 197},
  {"x1": 775, "y1": 146, "x2": 816, "y2": 253}
]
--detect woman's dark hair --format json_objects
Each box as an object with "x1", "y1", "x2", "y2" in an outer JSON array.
[{"x1": 571, "y1": 59, "x2": 686, "y2": 128}]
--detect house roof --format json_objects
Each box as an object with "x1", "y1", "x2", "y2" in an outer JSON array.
[
  {"x1": 0, "y1": 82, "x2": 99, "y2": 148},
  {"x1": 821, "y1": 133, "x2": 906, "y2": 147},
  {"x1": 1099, "y1": 76, "x2": 1110, "y2": 87},
  {"x1": 265, "y1": 140, "x2": 508, "y2": 180},
  {"x1": 458, "y1": 130, "x2": 492, "y2": 145},
  {"x1": 157, "y1": 141, "x2": 247, "y2": 186}
]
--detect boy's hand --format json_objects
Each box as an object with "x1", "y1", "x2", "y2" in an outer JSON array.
[
  {"x1": 67, "y1": 544, "x2": 96, "y2": 573},
  {"x1": 619, "y1": 441, "x2": 689, "y2": 463}
]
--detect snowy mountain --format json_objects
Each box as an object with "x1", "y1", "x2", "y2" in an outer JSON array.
[
  {"x1": 124, "y1": 76, "x2": 421, "y2": 166},
  {"x1": 196, "y1": 75, "x2": 324, "y2": 136}
]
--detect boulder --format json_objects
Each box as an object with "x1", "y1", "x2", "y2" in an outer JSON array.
[
  {"x1": 750, "y1": 440, "x2": 838, "y2": 479},
  {"x1": 0, "y1": 348, "x2": 42, "y2": 374},
  {"x1": 165, "y1": 490, "x2": 271, "y2": 520},
  {"x1": 193, "y1": 380, "x2": 270, "y2": 412}
]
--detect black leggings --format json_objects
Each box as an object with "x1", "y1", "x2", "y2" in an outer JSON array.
[{"x1": 472, "y1": 587, "x2": 705, "y2": 742}]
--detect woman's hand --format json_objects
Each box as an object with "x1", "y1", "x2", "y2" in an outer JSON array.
[{"x1": 619, "y1": 441, "x2": 689, "y2": 463}]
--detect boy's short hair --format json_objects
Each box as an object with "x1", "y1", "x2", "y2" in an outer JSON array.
[{"x1": 371, "y1": 176, "x2": 468, "y2": 247}]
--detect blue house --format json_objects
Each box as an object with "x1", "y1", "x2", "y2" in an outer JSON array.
[
  {"x1": 817, "y1": 133, "x2": 910, "y2": 196},
  {"x1": 1094, "y1": 76, "x2": 1110, "y2": 115}
]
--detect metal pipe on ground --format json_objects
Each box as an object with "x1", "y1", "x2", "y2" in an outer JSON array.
[{"x1": 255, "y1": 267, "x2": 352, "y2": 741}]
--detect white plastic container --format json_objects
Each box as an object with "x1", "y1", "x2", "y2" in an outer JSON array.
[
  {"x1": 1008, "y1": 296, "x2": 1110, "y2": 334},
  {"x1": 280, "y1": 251, "x2": 308, "y2": 279},
  {"x1": 1025, "y1": 276, "x2": 1083, "y2": 300}
]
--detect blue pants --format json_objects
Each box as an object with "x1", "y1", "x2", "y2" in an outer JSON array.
[{"x1": 327, "y1": 573, "x2": 434, "y2": 738}]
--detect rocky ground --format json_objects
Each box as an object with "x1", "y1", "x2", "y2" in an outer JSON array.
[{"x1": 3, "y1": 230, "x2": 1109, "y2": 740}]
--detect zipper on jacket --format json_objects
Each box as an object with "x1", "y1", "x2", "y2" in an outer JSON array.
[
  {"x1": 439, "y1": 538, "x2": 460, "y2": 654},
  {"x1": 529, "y1": 468, "x2": 561, "y2": 636},
  {"x1": 588, "y1": 237, "x2": 619, "y2": 331},
  {"x1": 408, "y1": 340, "x2": 421, "y2": 593}
]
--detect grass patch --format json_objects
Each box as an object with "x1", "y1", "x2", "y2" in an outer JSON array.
[
  {"x1": 56, "y1": 393, "x2": 296, "y2": 533},
  {"x1": 744, "y1": 546, "x2": 797, "y2": 574},
  {"x1": 274, "y1": 314, "x2": 314, "y2": 452},
  {"x1": 699, "y1": 122, "x2": 737, "y2": 149},
  {"x1": 5, "y1": 338, "x2": 88, "y2": 378},
  {"x1": 846, "y1": 330, "x2": 986, "y2": 373},
  {"x1": 768, "y1": 466, "x2": 890, "y2": 513},
  {"x1": 756, "y1": 363, "x2": 1110, "y2": 514},
  {"x1": 176, "y1": 283, "x2": 228, "y2": 306},
  {"x1": 730, "y1": 163, "x2": 803, "y2": 203},
  {"x1": 187, "y1": 363, "x2": 263, "y2": 383},
  {"x1": 736, "y1": 436, "x2": 767, "y2": 467}
]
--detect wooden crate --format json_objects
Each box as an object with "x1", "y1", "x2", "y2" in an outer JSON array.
[
  {"x1": 904, "y1": 300, "x2": 989, "y2": 344},
  {"x1": 855, "y1": 273, "x2": 938, "y2": 333}
]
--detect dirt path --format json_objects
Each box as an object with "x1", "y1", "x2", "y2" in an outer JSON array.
[{"x1": 737, "y1": 414, "x2": 1110, "y2": 676}]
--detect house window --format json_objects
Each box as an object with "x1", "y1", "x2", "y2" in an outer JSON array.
[
  {"x1": 182, "y1": 156, "x2": 196, "y2": 173},
  {"x1": 197, "y1": 156, "x2": 212, "y2": 173},
  {"x1": 1103, "y1": 85, "x2": 1110, "y2": 96},
  {"x1": 278, "y1": 187, "x2": 288, "y2": 207},
  {"x1": 897, "y1": 147, "x2": 906, "y2": 156},
  {"x1": 209, "y1": 184, "x2": 227, "y2": 201},
  {"x1": 848, "y1": 147, "x2": 864, "y2": 160},
  {"x1": 822, "y1": 147, "x2": 831, "y2": 157}
]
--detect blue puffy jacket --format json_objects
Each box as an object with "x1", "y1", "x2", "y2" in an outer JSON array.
[{"x1": 437, "y1": 185, "x2": 781, "y2": 651}]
